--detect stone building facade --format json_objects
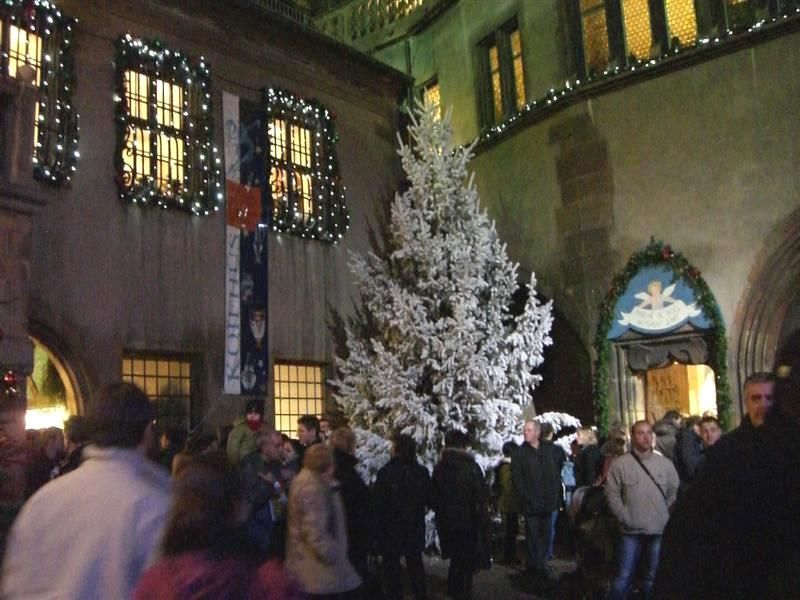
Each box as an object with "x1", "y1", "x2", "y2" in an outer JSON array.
[
  {"x1": 0, "y1": 0, "x2": 408, "y2": 439},
  {"x1": 315, "y1": 0, "x2": 800, "y2": 427}
]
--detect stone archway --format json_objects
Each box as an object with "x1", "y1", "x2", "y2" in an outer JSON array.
[
  {"x1": 734, "y1": 206, "x2": 800, "y2": 412},
  {"x1": 27, "y1": 320, "x2": 90, "y2": 418}
]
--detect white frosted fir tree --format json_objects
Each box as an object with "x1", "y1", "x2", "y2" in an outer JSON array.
[{"x1": 334, "y1": 102, "x2": 553, "y2": 479}]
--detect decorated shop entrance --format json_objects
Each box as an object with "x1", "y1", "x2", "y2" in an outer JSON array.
[{"x1": 593, "y1": 241, "x2": 731, "y2": 432}]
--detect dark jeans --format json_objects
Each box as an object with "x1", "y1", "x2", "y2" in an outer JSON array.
[
  {"x1": 444, "y1": 528, "x2": 477, "y2": 600},
  {"x1": 523, "y1": 512, "x2": 552, "y2": 573},
  {"x1": 382, "y1": 552, "x2": 427, "y2": 600},
  {"x1": 608, "y1": 534, "x2": 662, "y2": 600},
  {"x1": 501, "y1": 512, "x2": 519, "y2": 562}
]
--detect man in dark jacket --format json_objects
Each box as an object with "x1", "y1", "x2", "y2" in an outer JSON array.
[
  {"x1": 653, "y1": 359, "x2": 800, "y2": 599},
  {"x1": 375, "y1": 433, "x2": 431, "y2": 600},
  {"x1": 330, "y1": 426, "x2": 372, "y2": 583},
  {"x1": 653, "y1": 410, "x2": 681, "y2": 459},
  {"x1": 432, "y1": 430, "x2": 487, "y2": 600},
  {"x1": 240, "y1": 429, "x2": 287, "y2": 557},
  {"x1": 511, "y1": 419, "x2": 564, "y2": 578}
]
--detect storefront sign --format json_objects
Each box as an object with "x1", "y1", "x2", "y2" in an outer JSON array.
[{"x1": 608, "y1": 266, "x2": 711, "y2": 339}]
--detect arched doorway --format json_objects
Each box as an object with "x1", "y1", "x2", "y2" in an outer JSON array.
[
  {"x1": 594, "y1": 241, "x2": 730, "y2": 432},
  {"x1": 24, "y1": 334, "x2": 83, "y2": 430},
  {"x1": 735, "y1": 206, "x2": 800, "y2": 414}
]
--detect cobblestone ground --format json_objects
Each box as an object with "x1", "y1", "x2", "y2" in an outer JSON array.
[{"x1": 388, "y1": 555, "x2": 578, "y2": 600}]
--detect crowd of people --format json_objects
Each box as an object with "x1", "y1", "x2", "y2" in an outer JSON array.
[{"x1": 0, "y1": 339, "x2": 798, "y2": 599}]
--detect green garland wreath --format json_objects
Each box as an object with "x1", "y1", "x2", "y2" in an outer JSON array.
[{"x1": 593, "y1": 240, "x2": 731, "y2": 434}]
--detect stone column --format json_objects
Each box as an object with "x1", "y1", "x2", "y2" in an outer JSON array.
[{"x1": 0, "y1": 72, "x2": 45, "y2": 442}]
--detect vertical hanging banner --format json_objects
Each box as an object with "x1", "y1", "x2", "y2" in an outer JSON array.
[{"x1": 223, "y1": 93, "x2": 269, "y2": 395}]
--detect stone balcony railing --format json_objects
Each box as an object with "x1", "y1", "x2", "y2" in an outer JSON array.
[{"x1": 314, "y1": 0, "x2": 454, "y2": 52}]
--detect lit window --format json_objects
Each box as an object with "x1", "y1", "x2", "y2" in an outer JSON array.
[
  {"x1": 665, "y1": 0, "x2": 698, "y2": 48},
  {"x1": 580, "y1": 0, "x2": 609, "y2": 74},
  {"x1": 0, "y1": 5, "x2": 79, "y2": 186},
  {"x1": 115, "y1": 35, "x2": 222, "y2": 215},
  {"x1": 273, "y1": 362, "x2": 325, "y2": 437},
  {"x1": 479, "y1": 20, "x2": 526, "y2": 127},
  {"x1": 422, "y1": 78, "x2": 441, "y2": 121},
  {"x1": 622, "y1": 0, "x2": 652, "y2": 60},
  {"x1": 122, "y1": 354, "x2": 192, "y2": 432},
  {"x1": 265, "y1": 88, "x2": 348, "y2": 242}
]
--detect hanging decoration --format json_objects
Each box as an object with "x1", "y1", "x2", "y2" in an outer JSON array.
[
  {"x1": 472, "y1": 8, "x2": 800, "y2": 151},
  {"x1": 1, "y1": 0, "x2": 80, "y2": 186},
  {"x1": 263, "y1": 87, "x2": 349, "y2": 243},
  {"x1": 593, "y1": 239, "x2": 731, "y2": 432},
  {"x1": 113, "y1": 34, "x2": 224, "y2": 216}
]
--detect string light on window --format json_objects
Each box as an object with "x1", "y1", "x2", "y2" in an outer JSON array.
[
  {"x1": 113, "y1": 34, "x2": 223, "y2": 216},
  {"x1": 264, "y1": 87, "x2": 349, "y2": 243},
  {"x1": 473, "y1": 7, "x2": 800, "y2": 151},
  {"x1": 4, "y1": 0, "x2": 80, "y2": 186}
]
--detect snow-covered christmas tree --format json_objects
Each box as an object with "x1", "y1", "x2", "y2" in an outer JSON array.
[{"x1": 333, "y1": 102, "x2": 553, "y2": 478}]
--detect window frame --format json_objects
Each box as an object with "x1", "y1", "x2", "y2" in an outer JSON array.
[
  {"x1": 0, "y1": 2, "x2": 79, "y2": 186},
  {"x1": 476, "y1": 18, "x2": 526, "y2": 128},
  {"x1": 114, "y1": 34, "x2": 223, "y2": 215},
  {"x1": 571, "y1": 0, "x2": 700, "y2": 79},
  {"x1": 264, "y1": 87, "x2": 348, "y2": 243},
  {"x1": 121, "y1": 350, "x2": 196, "y2": 433},
  {"x1": 272, "y1": 360, "x2": 327, "y2": 437},
  {"x1": 419, "y1": 76, "x2": 442, "y2": 121}
]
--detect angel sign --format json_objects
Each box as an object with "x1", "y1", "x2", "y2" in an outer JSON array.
[{"x1": 635, "y1": 280, "x2": 677, "y2": 310}]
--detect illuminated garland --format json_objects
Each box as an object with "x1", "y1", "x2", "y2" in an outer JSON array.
[
  {"x1": 114, "y1": 34, "x2": 223, "y2": 216},
  {"x1": 473, "y1": 8, "x2": 800, "y2": 151},
  {"x1": 1, "y1": 0, "x2": 80, "y2": 186},
  {"x1": 264, "y1": 87, "x2": 349, "y2": 243},
  {"x1": 593, "y1": 240, "x2": 731, "y2": 433}
]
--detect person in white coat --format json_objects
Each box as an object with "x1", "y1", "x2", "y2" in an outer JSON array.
[{"x1": 1, "y1": 382, "x2": 170, "y2": 599}]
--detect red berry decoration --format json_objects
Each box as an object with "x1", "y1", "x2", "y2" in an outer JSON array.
[{"x1": 661, "y1": 245, "x2": 673, "y2": 260}]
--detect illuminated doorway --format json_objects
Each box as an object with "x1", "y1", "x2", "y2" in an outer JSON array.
[
  {"x1": 630, "y1": 362, "x2": 717, "y2": 422},
  {"x1": 25, "y1": 337, "x2": 78, "y2": 430}
]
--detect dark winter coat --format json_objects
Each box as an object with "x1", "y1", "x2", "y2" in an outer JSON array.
[
  {"x1": 672, "y1": 427, "x2": 704, "y2": 486},
  {"x1": 511, "y1": 441, "x2": 564, "y2": 515},
  {"x1": 431, "y1": 448, "x2": 487, "y2": 558},
  {"x1": 653, "y1": 420, "x2": 679, "y2": 460},
  {"x1": 653, "y1": 419, "x2": 800, "y2": 599},
  {"x1": 333, "y1": 448, "x2": 372, "y2": 578},
  {"x1": 574, "y1": 443, "x2": 602, "y2": 488},
  {"x1": 374, "y1": 456, "x2": 431, "y2": 555}
]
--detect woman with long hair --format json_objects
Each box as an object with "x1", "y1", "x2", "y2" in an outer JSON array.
[{"x1": 134, "y1": 452, "x2": 301, "y2": 600}]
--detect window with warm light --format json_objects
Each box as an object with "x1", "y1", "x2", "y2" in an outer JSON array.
[
  {"x1": 0, "y1": 5, "x2": 79, "y2": 185},
  {"x1": 580, "y1": 0, "x2": 610, "y2": 74},
  {"x1": 122, "y1": 354, "x2": 192, "y2": 432},
  {"x1": 478, "y1": 20, "x2": 526, "y2": 127},
  {"x1": 264, "y1": 87, "x2": 348, "y2": 243},
  {"x1": 273, "y1": 362, "x2": 325, "y2": 437},
  {"x1": 575, "y1": 0, "x2": 699, "y2": 76},
  {"x1": 115, "y1": 35, "x2": 223, "y2": 215},
  {"x1": 421, "y1": 78, "x2": 441, "y2": 121},
  {"x1": 665, "y1": 0, "x2": 697, "y2": 48},
  {"x1": 622, "y1": 0, "x2": 652, "y2": 61}
]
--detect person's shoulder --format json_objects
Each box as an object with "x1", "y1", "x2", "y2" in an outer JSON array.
[{"x1": 256, "y1": 558, "x2": 303, "y2": 599}]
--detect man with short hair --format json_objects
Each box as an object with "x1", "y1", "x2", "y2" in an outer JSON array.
[
  {"x1": 740, "y1": 371, "x2": 776, "y2": 429},
  {"x1": 604, "y1": 420, "x2": 679, "y2": 600},
  {"x1": 241, "y1": 429, "x2": 287, "y2": 557},
  {"x1": 296, "y1": 414, "x2": 321, "y2": 467},
  {"x1": 1, "y1": 382, "x2": 170, "y2": 599},
  {"x1": 698, "y1": 416, "x2": 722, "y2": 448},
  {"x1": 511, "y1": 419, "x2": 564, "y2": 578}
]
